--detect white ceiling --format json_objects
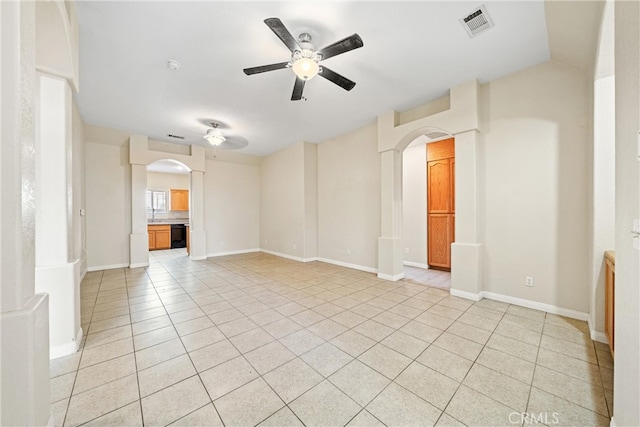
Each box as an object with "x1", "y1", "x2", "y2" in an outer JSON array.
[{"x1": 75, "y1": 1, "x2": 551, "y2": 157}]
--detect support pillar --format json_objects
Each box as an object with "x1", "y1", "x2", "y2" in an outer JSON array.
[
  {"x1": 377, "y1": 149, "x2": 405, "y2": 280},
  {"x1": 189, "y1": 170, "x2": 207, "y2": 260},
  {"x1": 130, "y1": 159, "x2": 149, "y2": 268},
  {"x1": 34, "y1": 73, "x2": 83, "y2": 358},
  {"x1": 1, "y1": 1, "x2": 51, "y2": 424},
  {"x1": 450, "y1": 130, "x2": 484, "y2": 299}
]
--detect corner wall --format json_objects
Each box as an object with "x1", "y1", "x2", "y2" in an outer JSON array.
[{"x1": 479, "y1": 60, "x2": 590, "y2": 314}]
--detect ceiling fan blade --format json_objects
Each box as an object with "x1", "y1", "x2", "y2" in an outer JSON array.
[
  {"x1": 318, "y1": 34, "x2": 364, "y2": 61},
  {"x1": 291, "y1": 77, "x2": 305, "y2": 101},
  {"x1": 243, "y1": 62, "x2": 290, "y2": 75},
  {"x1": 319, "y1": 66, "x2": 356, "y2": 91},
  {"x1": 264, "y1": 17, "x2": 301, "y2": 53}
]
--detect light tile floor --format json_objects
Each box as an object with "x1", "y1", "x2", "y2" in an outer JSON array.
[{"x1": 50, "y1": 250, "x2": 613, "y2": 426}]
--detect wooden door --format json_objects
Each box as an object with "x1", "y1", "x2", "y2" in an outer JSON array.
[{"x1": 427, "y1": 138, "x2": 455, "y2": 270}]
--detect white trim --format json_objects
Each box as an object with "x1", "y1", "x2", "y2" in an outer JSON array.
[
  {"x1": 377, "y1": 272, "x2": 404, "y2": 281},
  {"x1": 189, "y1": 255, "x2": 207, "y2": 261},
  {"x1": 79, "y1": 268, "x2": 87, "y2": 283},
  {"x1": 610, "y1": 417, "x2": 617, "y2": 427},
  {"x1": 49, "y1": 327, "x2": 82, "y2": 360},
  {"x1": 87, "y1": 263, "x2": 128, "y2": 272},
  {"x1": 588, "y1": 316, "x2": 609, "y2": 344},
  {"x1": 261, "y1": 249, "x2": 318, "y2": 263},
  {"x1": 47, "y1": 414, "x2": 54, "y2": 427},
  {"x1": 403, "y1": 261, "x2": 429, "y2": 269},
  {"x1": 129, "y1": 262, "x2": 149, "y2": 269},
  {"x1": 450, "y1": 288, "x2": 482, "y2": 301},
  {"x1": 481, "y1": 291, "x2": 589, "y2": 321},
  {"x1": 317, "y1": 257, "x2": 378, "y2": 274},
  {"x1": 207, "y1": 248, "x2": 261, "y2": 258}
]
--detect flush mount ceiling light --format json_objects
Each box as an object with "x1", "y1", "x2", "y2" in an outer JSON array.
[{"x1": 203, "y1": 123, "x2": 226, "y2": 146}]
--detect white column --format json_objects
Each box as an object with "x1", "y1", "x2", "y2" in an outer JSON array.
[
  {"x1": 450, "y1": 130, "x2": 484, "y2": 299},
  {"x1": 1, "y1": 1, "x2": 52, "y2": 425},
  {"x1": 189, "y1": 170, "x2": 207, "y2": 260},
  {"x1": 378, "y1": 149, "x2": 405, "y2": 280},
  {"x1": 130, "y1": 162, "x2": 149, "y2": 268},
  {"x1": 35, "y1": 73, "x2": 82, "y2": 359}
]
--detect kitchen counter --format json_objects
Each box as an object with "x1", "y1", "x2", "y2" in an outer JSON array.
[{"x1": 148, "y1": 219, "x2": 189, "y2": 225}]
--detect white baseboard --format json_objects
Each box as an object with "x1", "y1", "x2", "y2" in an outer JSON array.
[
  {"x1": 403, "y1": 261, "x2": 429, "y2": 269},
  {"x1": 482, "y1": 291, "x2": 589, "y2": 321},
  {"x1": 610, "y1": 417, "x2": 617, "y2": 427},
  {"x1": 377, "y1": 272, "x2": 405, "y2": 281},
  {"x1": 87, "y1": 263, "x2": 128, "y2": 272},
  {"x1": 450, "y1": 289, "x2": 590, "y2": 322},
  {"x1": 189, "y1": 255, "x2": 207, "y2": 261},
  {"x1": 587, "y1": 316, "x2": 609, "y2": 344},
  {"x1": 450, "y1": 288, "x2": 482, "y2": 301},
  {"x1": 47, "y1": 414, "x2": 54, "y2": 427},
  {"x1": 261, "y1": 249, "x2": 318, "y2": 263},
  {"x1": 207, "y1": 248, "x2": 261, "y2": 258},
  {"x1": 129, "y1": 262, "x2": 149, "y2": 269},
  {"x1": 317, "y1": 257, "x2": 377, "y2": 274},
  {"x1": 50, "y1": 327, "x2": 82, "y2": 360}
]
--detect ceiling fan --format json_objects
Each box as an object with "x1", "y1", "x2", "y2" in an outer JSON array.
[{"x1": 243, "y1": 18, "x2": 364, "y2": 101}]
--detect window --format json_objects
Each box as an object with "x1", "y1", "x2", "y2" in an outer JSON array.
[{"x1": 146, "y1": 190, "x2": 167, "y2": 215}]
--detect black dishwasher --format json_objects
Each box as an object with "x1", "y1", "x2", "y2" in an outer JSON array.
[{"x1": 171, "y1": 224, "x2": 187, "y2": 249}]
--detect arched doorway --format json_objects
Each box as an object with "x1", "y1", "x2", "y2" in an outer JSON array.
[
  {"x1": 376, "y1": 80, "x2": 484, "y2": 300},
  {"x1": 129, "y1": 136, "x2": 207, "y2": 267}
]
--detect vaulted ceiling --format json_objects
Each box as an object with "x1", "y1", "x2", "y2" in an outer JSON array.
[{"x1": 74, "y1": 1, "x2": 602, "y2": 157}]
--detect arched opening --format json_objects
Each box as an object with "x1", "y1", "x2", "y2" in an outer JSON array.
[
  {"x1": 402, "y1": 130, "x2": 455, "y2": 288},
  {"x1": 377, "y1": 80, "x2": 483, "y2": 299},
  {"x1": 146, "y1": 159, "x2": 192, "y2": 258}
]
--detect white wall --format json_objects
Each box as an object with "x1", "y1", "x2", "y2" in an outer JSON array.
[
  {"x1": 72, "y1": 102, "x2": 86, "y2": 276},
  {"x1": 85, "y1": 141, "x2": 131, "y2": 269},
  {"x1": 479, "y1": 60, "x2": 590, "y2": 312},
  {"x1": 402, "y1": 143, "x2": 427, "y2": 267},
  {"x1": 317, "y1": 123, "x2": 380, "y2": 270},
  {"x1": 613, "y1": 1, "x2": 640, "y2": 424},
  {"x1": 205, "y1": 158, "x2": 260, "y2": 256}
]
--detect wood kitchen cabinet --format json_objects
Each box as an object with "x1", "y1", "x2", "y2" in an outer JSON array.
[
  {"x1": 427, "y1": 138, "x2": 455, "y2": 270},
  {"x1": 605, "y1": 250, "x2": 615, "y2": 357},
  {"x1": 148, "y1": 225, "x2": 171, "y2": 250},
  {"x1": 170, "y1": 189, "x2": 189, "y2": 211}
]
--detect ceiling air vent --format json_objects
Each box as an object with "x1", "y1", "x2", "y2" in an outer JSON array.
[
  {"x1": 459, "y1": 5, "x2": 494, "y2": 39},
  {"x1": 167, "y1": 134, "x2": 185, "y2": 140}
]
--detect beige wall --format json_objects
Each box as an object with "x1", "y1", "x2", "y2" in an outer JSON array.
[
  {"x1": 85, "y1": 141, "x2": 131, "y2": 269},
  {"x1": 205, "y1": 159, "x2": 260, "y2": 256},
  {"x1": 317, "y1": 123, "x2": 380, "y2": 270},
  {"x1": 260, "y1": 142, "x2": 307, "y2": 259},
  {"x1": 479, "y1": 60, "x2": 590, "y2": 312},
  {"x1": 72, "y1": 102, "x2": 86, "y2": 275},
  {"x1": 613, "y1": 0, "x2": 640, "y2": 424}
]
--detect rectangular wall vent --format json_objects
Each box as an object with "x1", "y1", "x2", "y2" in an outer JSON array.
[
  {"x1": 459, "y1": 4, "x2": 494, "y2": 38},
  {"x1": 425, "y1": 131, "x2": 450, "y2": 140},
  {"x1": 167, "y1": 134, "x2": 185, "y2": 140}
]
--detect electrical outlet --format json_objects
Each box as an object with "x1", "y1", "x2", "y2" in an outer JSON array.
[{"x1": 525, "y1": 276, "x2": 534, "y2": 287}]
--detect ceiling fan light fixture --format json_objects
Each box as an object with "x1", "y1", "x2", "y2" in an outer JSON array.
[
  {"x1": 291, "y1": 49, "x2": 319, "y2": 80},
  {"x1": 204, "y1": 126, "x2": 226, "y2": 146}
]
